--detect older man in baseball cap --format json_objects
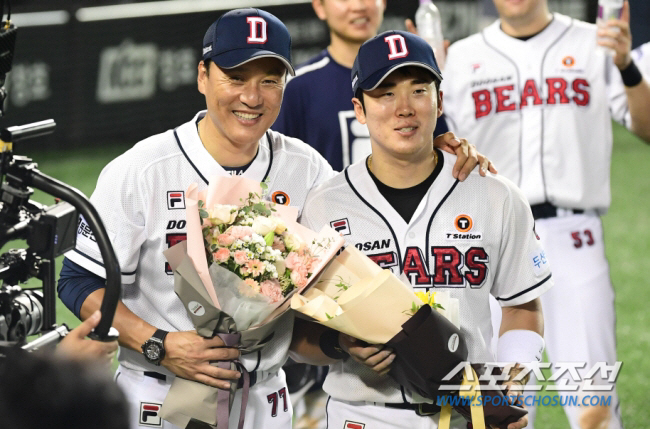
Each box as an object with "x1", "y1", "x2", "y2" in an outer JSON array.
[
  {"x1": 58, "y1": 8, "x2": 329, "y2": 429},
  {"x1": 291, "y1": 30, "x2": 549, "y2": 429}
]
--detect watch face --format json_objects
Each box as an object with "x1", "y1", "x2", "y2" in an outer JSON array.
[{"x1": 144, "y1": 343, "x2": 162, "y2": 361}]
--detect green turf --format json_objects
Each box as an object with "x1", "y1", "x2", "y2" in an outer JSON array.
[{"x1": 6, "y1": 124, "x2": 650, "y2": 426}]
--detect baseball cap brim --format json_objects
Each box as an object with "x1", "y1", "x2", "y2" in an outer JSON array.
[
  {"x1": 210, "y1": 48, "x2": 295, "y2": 76},
  {"x1": 358, "y1": 61, "x2": 442, "y2": 91}
]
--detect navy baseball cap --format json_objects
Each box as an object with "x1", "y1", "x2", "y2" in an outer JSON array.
[
  {"x1": 203, "y1": 8, "x2": 295, "y2": 76},
  {"x1": 352, "y1": 30, "x2": 442, "y2": 94}
]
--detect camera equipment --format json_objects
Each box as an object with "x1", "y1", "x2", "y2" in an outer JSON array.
[
  {"x1": 0, "y1": 119, "x2": 122, "y2": 349},
  {"x1": 0, "y1": 0, "x2": 119, "y2": 352}
]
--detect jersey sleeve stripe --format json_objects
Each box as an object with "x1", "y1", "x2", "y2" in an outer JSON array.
[
  {"x1": 495, "y1": 273, "x2": 552, "y2": 302},
  {"x1": 174, "y1": 128, "x2": 209, "y2": 185},
  {"x1": 71, "y1": 248, "x2": 137, "y2": 276}
]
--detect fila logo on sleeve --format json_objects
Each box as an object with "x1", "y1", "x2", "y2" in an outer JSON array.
[
  {"x1": 344, "y1": 421, "x2": 365, "y2": 429},
  {"x1": 139, "y1": 402, "x2": 162, "y2": 427},
  {"x1": 247, "y1": 17, "x2": 267, "y2": 44},
  {"x1": 167, "y1": 191, "x2": 185, "y2": 209},
  {"x1": 385, "y1": 34, "x2": 408, "y2": 60},
  {"x1": 330, "y1": 218, "x2": 351, "y2": 236}
]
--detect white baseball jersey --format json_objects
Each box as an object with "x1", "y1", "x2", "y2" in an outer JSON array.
[
  {"x1": 443, "y1": 13, "x2": 630, "y2": 212},
  {"x1": 299, "y1": 150, "x2": 553, "y2": 404},
  {"x1": 66, "y1": 111, "x2": 335, "y2": 376}
]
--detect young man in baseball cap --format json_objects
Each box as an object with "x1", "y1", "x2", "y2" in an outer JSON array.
[
  {"x1": 58, "y1": 9, "x2": 485, "y2": 429},
  {"x1": 292, "y1": 31, "x2": 551, "y2": 429}
]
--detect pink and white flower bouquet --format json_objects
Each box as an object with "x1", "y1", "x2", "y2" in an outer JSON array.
[
  {"x1": 198, "y1": 183, "x2": 330, "y2": 330},
  {"x1": 161, "y1": 176, "x2": 343, "y2": 429}
]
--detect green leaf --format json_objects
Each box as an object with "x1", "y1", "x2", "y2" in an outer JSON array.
[
  {"x1": 198, "y1": 200, "x2": 205, "y2": 209},
  {"x1": 325, "y1": 313, "x2": 333, "y2": 320},
  {"x1": 199, "y1": 209, "x2": 209, "y2": 219},
  {"x1": 264, "y1": 231, "x2": 275, "y2": 246}
]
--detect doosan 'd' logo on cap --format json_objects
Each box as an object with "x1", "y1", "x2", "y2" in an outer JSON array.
[
  {"x1": 247, "y1": 16, "x2": 267, "y2": 44},
  {"x1": 384, "y1": 34, "x2": 408, "y2": 60}
]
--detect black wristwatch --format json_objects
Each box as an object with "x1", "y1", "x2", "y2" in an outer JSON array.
[{"x1": 141, "y1": 329, "x2": 168, "y2": 366}]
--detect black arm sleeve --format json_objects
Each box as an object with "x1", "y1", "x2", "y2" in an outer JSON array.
[{"x1": 57, "y1": 257, "x2": 106, "y2": 319}]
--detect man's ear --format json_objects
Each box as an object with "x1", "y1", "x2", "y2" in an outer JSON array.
[
  {"x1": 198, "y1": 61, "x2": 208, "y2": 95},
  {"x1": 312, "y1": 0, "x2": 327, "y2": 21},
  {"x1": 437, "y1": 89, "x2": 444, "y2": 118},
  {"x1": 352, "y1": 97, "x2": 367, "y2": 125}
]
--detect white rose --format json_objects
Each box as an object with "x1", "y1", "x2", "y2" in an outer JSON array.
[
  {"x1": 210, "y1": 204, "x2": 238, "y2": 225},
  {"x1": 271, "y1": 216, "x2": 287, "y2": 234},
  {"x1": 252, "y1": 216, "x2": 276, "y2": 236},
  {"x1": 283, "y1": 233, "x2": 304, "y2": 252},
  {"x1": 274, "y1": 259, "x2": 286, "y2": 276}
]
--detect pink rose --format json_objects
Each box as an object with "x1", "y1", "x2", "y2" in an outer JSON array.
[
  {"x1": 285, "y1": 252, "x2": 305, "y2": 271},
  {"x1": 234, "y1": 250, "x2": 249, "y2": 265},
  {"x1": 306, "y1": 257, "x2": 320, "y2": 273},
  {"x1": 228, "y1": 226, "x2": 253, "y2": 239},
  {"x1": 272, "y1": 236, "x2": 286, "y2": 252},
  {"x1": 217, "y1": 233, "x2": 235, "y2": 247},
  {"x1": 260, "y1": 280, "x2": 283, "y2": 303},
  {"x1": 290, "y1": 266, "x2": 308, "y2": 289},
  {"x1": 213, "y1": 248, "x2": 230, "y2": 263}
]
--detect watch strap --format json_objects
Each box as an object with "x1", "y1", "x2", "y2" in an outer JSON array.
[{"x1": 153, "y1": 329, "x2": 168, "y2": 344}]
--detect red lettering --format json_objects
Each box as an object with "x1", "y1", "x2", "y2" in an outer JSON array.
[
  {"x1": 432, "y1": 247, "x2": 464, "y2": 286},
  {"x1": 520, "y1": 79, "x2": 543, "y2": 107},
  {"x1": 465, "y1": 247, "x2": 489, "y2": 287},
  {"x1": 546, "y1": 77, "x2": 569, "y2": 104},
  {"x1": 495, "y1": 85, "x2": 516, "y2": 112},
  {"x1": 367, "y1": 252, "x2": 398, "y2": 269},
  {"x1": 472, "y1": 89, "x2": 492, "y2": 119},
  {"x1": 572, "y1": 78, "x2": 590, "y2": 106},
  {"x1": 403, "y1": 247, "x2": 431, "y2": 285}
]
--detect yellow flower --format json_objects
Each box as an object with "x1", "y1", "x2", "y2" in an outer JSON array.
[{"x1": 415, "y1": 290, "x2": 437, "y2": 307}]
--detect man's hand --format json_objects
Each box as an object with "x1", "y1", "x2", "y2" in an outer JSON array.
[
  {"x1": 597, "y1": 0, "x2": 632, "y2": 70},
  {"x1": 494, "y1": 364, "x2": 529, "y2": 429},
  {"x1": 434, "y1": 132, "x2": 497, "y2": 181},
  {"x1": 162, "y1": 330, "x2": 241, "y2": 389},
  {"x1": 339, "y1": 334, "x2": 395, "y2": 376},
  {"x1": 57, "y1": 310, "x2": 118, "y2": 366}
]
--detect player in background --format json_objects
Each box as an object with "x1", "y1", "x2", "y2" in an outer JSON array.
[
  {"x1": 291, "y1": 31, "x2": 551, "y2": 429},
  {"x1": 632, "y1": 40, "x2": 650, "y2": 76},
  {"x1": 441, "y1": 1, "x2": 650, "y2": 428},
  {"x1": 272, "y1": 0, "x2": 459, "y2": 173},
  {"x1": 56, "y1": 8, "x2": 486, "y2": 429}
]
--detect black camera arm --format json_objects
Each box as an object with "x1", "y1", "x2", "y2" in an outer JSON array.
[{"x1": 1, "y1": 121, "x2": 121, "y2": 340}]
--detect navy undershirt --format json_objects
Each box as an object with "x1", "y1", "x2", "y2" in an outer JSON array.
[{"x1": 366, "y1": 149, "x2": 444, "y2": 223}]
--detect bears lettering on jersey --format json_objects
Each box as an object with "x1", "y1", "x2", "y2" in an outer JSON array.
[
  {"x1": 370, "y1": 245, "x2": 489, "y2": 288},
  {"x1": 472, "y1": 77, "x2": 591, "y2": 119}
]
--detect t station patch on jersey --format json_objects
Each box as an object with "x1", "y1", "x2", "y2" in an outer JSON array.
[
  {"x1": 446, "y1": 214, "x2": 482, "y2": 241},
  {"x1": 167, "y1": 191, "x2": 185, "y2": 210},
  {"x1": 139, "y1": 402, "x2": 163, "y2": 427},
  {"x1": 344, "y1": 421, "x2": 365, "y2": 429},
  {"x1": 271, "y1": 190, "x2": 290, "y2": 205},
  {"x1": 330, "y1": 218, "x2": 351, "y2": 236}
]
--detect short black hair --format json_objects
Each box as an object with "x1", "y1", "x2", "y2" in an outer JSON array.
[
  {"x1": 203, "y1": 58, "x2": 213, "y2": 76},
  {"x1": 0, "y1": 349, "x2": 130, "y2": 429}
]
